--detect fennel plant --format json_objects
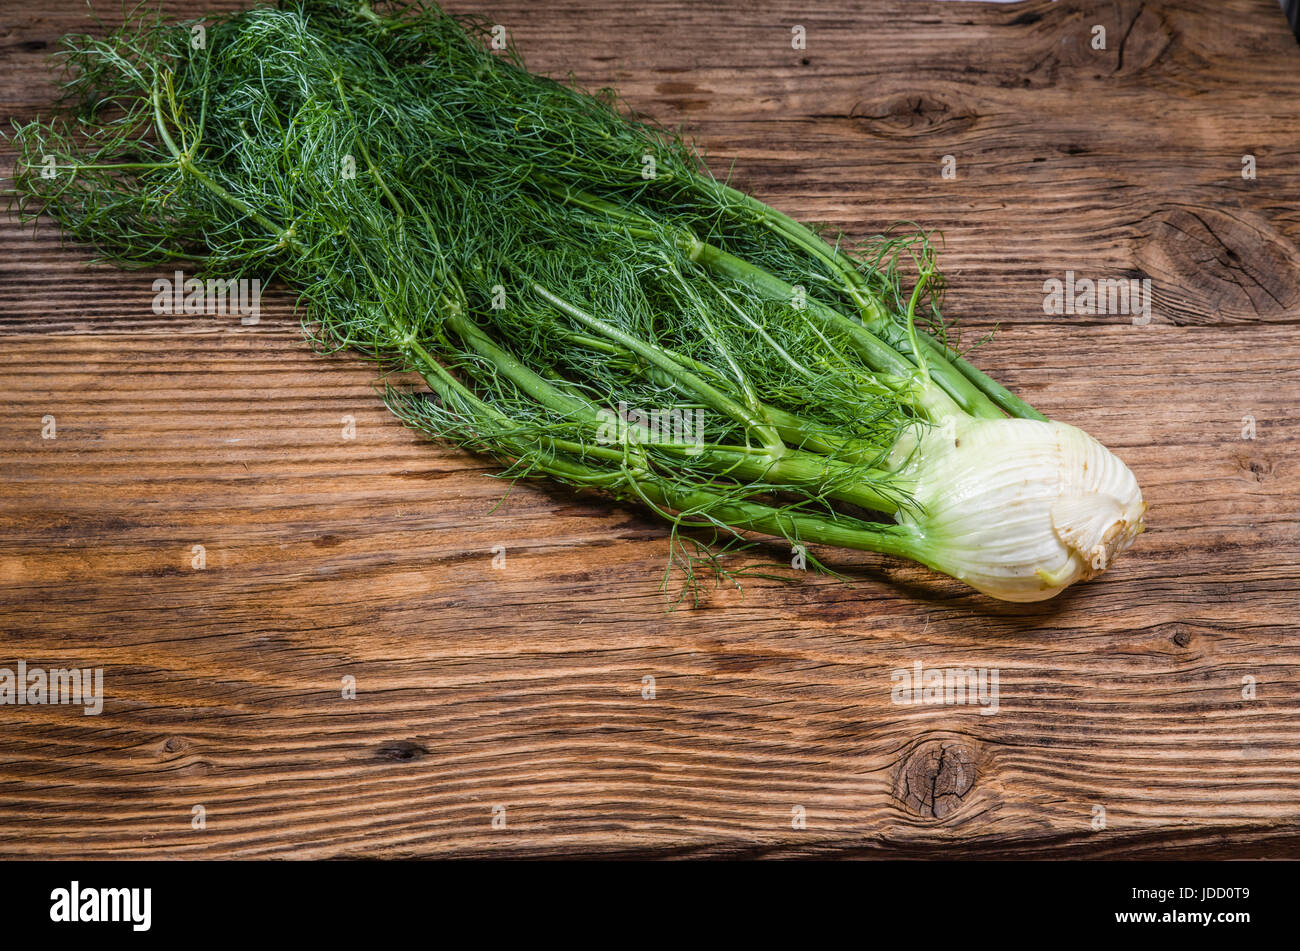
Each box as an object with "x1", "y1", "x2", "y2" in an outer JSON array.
[{"x1": 10, "y1": 0, "x2": 1145, "y2": 601}]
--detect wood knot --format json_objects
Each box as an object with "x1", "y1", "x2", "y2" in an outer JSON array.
[
  {"x1": 1155, "y1": 621, "x2": 1222, "y2": 648},
  {"x1": 376, "y1": 739, "x2": 428, "y2": 762},
  {"x1": 1136, "y1": 206, "x2": 1300, "y2": 323},
  {"x1": 1235, "y1": 453, "x2": 1272, "y2": 482},
  {"x1": 894, "y1": 737, "x2": 977, "y2": 820},
  {"x1": 848, "y1": 92, "x2": 977, "y2": 139},
  {"x1": 1034, "y1": 4, "x2": 1171, "y2": 76}
]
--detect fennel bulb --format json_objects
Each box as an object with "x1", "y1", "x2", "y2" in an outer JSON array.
[{"x1": 891, "y1": 415, "x2": 1146, "y2": 602}]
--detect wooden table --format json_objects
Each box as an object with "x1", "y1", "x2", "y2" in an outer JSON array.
[{"x1": 2, "y1": 0, "x2": 1298, "y2": 859}]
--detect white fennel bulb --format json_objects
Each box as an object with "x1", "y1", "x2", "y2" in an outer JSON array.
[{"x1": 889, "y1": 415, "x2": 1146, "y2": 602}]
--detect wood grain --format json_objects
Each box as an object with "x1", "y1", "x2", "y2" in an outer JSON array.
[{"x1": 1, "y1": 0, "x2": 1298, "y2": 859}]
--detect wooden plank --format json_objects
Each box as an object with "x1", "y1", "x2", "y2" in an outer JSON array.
[{"x1": 0, "y1": 0, "x2": 1298, "y2": 858}]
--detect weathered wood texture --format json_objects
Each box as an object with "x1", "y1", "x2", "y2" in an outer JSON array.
[{"x1": 1, "y1": 0, "x2": 1298, "y2": 858}]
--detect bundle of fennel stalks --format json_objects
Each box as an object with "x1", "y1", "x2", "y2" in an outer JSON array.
[{"x1": 12, "y1": 0, "x2": 1145, "y2": 602}]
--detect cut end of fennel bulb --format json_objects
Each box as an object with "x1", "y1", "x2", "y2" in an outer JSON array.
[{"x1": 890, "y1": 415, "x2": 1146, "y2": 602}]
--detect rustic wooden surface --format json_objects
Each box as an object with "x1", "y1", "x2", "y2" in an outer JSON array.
[{"x1": 1, "y1": 0, "x2": 1298, "y2": 859}]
